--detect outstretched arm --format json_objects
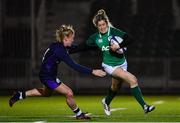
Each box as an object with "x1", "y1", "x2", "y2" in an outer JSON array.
[
  {"x1": 68, "y1": 42, "x2": 98, "y2": 54},
  {"x1": 63, "y1": 55, "x2": 106, "y2": 77},
  {"x1": 56, "y1": 47, "x2": 106, "y2": 77}
]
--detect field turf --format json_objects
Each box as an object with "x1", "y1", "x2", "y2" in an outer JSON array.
[{"x1": 0, "y1": 95, "x2": 180, "y2": 122}]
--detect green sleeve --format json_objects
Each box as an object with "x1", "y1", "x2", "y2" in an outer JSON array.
[
  {"x1": 86, "y1": 33, "x2": 98, "y2": 46},
  {"x1": 110, "y1": 27, "x2": 126, "y2": 37}
]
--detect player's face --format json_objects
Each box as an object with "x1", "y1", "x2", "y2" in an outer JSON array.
[
  {"x1": 97, "y1": 20, "x2": 108, "y2": 34},
  {"x1": 63, "y1": 33, "x2": 75, "y2": 47}
]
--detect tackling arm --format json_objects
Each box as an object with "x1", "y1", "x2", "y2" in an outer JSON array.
[{"x1": 68, "y1": 42, "x2": 98, "y2": 54}]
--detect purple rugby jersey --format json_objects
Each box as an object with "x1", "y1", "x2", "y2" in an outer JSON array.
[{"x1": 39, "y1": 42, "x2": 92, "y2": 89}]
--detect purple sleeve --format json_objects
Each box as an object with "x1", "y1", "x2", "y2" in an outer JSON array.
[{"x1": 55, "y1": 47, "x2": 93, "y2": 74}]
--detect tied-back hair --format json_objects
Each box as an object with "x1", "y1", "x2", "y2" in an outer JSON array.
[
  {"x1": 56, "y1": 24, "x2": 74, "y2": 42},
  {"x1": 93, "y1": 9, "x2": 111, "y2": 27}
]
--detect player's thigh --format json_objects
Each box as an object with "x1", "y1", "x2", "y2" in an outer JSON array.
[
  {"x1": 112, "y1": 67, "x2": 137, "y2": 84},
  {"x1": 54, "y1": 83, "x2": 73, "y2": 96},
  {"x1": 111, "y1": 77, "x2": 123, "y2": 91}
]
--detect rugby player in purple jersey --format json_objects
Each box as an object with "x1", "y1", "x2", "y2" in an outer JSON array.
[{"x1": 9, "y1": 24, "x2": 106, "y2": 120}]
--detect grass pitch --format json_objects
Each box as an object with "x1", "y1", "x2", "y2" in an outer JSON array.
[{"x1": 0, "y1": 95, "x2": 180, "y2": 122}]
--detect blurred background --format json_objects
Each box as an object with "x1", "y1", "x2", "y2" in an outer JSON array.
[{"x1": 0, "y1": 0, "x2": 180, "y2": 94}]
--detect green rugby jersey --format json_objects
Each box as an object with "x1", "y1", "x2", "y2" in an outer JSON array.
[{"x1": 86, "y1": 27, "x2": 126, "y2": 66}]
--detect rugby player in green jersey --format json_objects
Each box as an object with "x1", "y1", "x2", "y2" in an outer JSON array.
[{"x1": 70, "y1": 9, "x2": 155, "y2": 116}]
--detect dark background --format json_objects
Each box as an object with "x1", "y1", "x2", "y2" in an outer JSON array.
[{"x1": 0, "y1": 0, "x2": 180, "y2": 94}]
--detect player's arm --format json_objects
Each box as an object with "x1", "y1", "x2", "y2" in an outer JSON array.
[
  {"x1": 110, "y1": 34, "x2": 134, "y2": 52},
  {"x1": 68, "y1": 33, "x2": 98, "y2": 54},
  {"x1": 111, "y1": 28, "x2": 135, "y2": 51},
  {"x1": 68, "y1": 42, "x2": 97, "y2": 54},
  {"x1": 112, "y1": 27, "x2": 135, "y2": 48},
  {"x1": 56, "y1": 48, "x2": 106, "y2": 77}
]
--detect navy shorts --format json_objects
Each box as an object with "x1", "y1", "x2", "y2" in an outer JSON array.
[{"x1": 40, "y1": 78, "x2": 62, "y2": 90}]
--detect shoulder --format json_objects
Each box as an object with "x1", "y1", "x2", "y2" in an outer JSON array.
[
  {"x1": 88, "y1": 32, "x2": 99, "y2": 41},
  {"x1": 110, "y1": 27, "x2": 125, "y2": 33},
  {"x1": 50, "y1": 42, "x2": 65, "y2": 53},
  {"x1": 110, "y1": 27, "x2": 126, "y2": 36},
  {"x1": 51, "y1": 42, "x2": 63, "y2": 48},
  {"x1": 86, "y1": 32, "x2": 99, "y2": 45}
]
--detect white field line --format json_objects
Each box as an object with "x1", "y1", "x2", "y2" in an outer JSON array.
[
  {"x1": 33, "y1": 121, "x2": 47, "y2": 123},
  {"x1": 111, "y1": 108, "x2": 127, "y2": 112},
  {"x1": 152, "y1": 100, "x2": 165, "y2": 105}
]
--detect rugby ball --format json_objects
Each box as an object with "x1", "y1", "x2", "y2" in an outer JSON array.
[{"x1": 109, "y1": 36, "x2": 126, "y2": 54}]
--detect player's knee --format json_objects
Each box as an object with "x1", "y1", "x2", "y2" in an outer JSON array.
[
  {"x1": 130, "y1": 76, "x2": 138, "y2": 86},
  {"x1": 66, "y1": 91, "x2": 73, "y2": 98}
]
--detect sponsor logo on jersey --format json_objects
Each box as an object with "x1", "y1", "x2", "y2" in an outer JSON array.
[{"x1": 102, "y1": 46, "x2": 109, "y2": 51}]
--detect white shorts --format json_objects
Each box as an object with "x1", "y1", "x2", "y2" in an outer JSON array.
[{"x1": 102, "y1": 60, "x2": 127, "y2": 75}]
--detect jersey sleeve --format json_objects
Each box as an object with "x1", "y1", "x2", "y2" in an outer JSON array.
[
  {"x1": 111, "y1": 27, "x2": 126, "y2": 37},
  {"x1": 68, "y1": 42, "x2": 98, "y2": 54},
  {"x1": 55, "y1": 47, "x2": 93, "y2": 74},
  {"x1": 86, "y1": 33, "x2": 98, "y2": 46},
  {"x1": 111, "y1": 27, "x2": 134, "y2": 48}
]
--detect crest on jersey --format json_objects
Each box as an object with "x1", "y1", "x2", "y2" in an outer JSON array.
[{"x1": 98, "y1": 39, "x2": 103, "y2": 43}]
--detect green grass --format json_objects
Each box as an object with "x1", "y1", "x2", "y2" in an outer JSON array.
[{"x1": 0, "y1": 95, "x2": 180, "y2": 122}]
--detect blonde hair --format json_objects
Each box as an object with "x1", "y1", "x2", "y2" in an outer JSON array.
[
  {"x1": 56, "y1": 24, "x2": 74, "y2": 42},
  {"x1": 92, "y1": 9, "x2": 111, "y2": 27}
]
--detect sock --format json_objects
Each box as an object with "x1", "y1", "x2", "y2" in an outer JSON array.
[
  {"x1": 131, "y1": 86, "x2": 146, "y2": 108},
  {"x1": 19, "y1": 91, "x2": 26, "y2": 100},
  {"x1": 73, "y1": 107, "x2": 82, "y2": 116},
  {"x1": 105, "y1": 88, "x2": 117, "y2": 105}
]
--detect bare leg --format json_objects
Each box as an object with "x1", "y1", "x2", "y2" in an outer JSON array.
[
  {"x1": 54, "y1": 83, "x2": 77, "y2": 110},
  {"x1": 105, "y1": 77, "x2": 123, "y2": 105},
  {"x1": 111, "y1": 77, "x2": 123, "y2": 91},
  {"x1": 54, "y1": 83, "x2": 90, "y2": 119},
  {"x1": 112, "y1": 67, "x2": 138, "y2": 88},
  {"x1": 9, "y1": 86, "x2": 53, "y2": 107},
  {"x1": 26, "y1": 86, "x2": 53, "y2": 97},
  {"x1": 112, "y1": 68, "x2": 155, "y2": 113},
  {"x1": 102, "y1": 77, "x2": 123, "y2": 115}
]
